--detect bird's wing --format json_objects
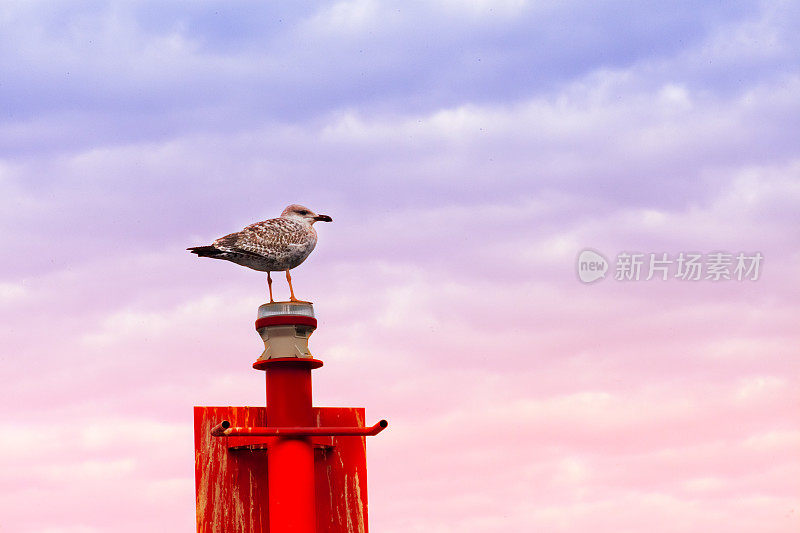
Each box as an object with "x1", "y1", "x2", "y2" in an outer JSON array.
[{"x1": 214, "y1": 218, "x2": 306, "y2": 257}]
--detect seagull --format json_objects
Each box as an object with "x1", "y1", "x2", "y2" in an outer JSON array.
[{"x1": 187, "y1": 204, "x2": 332, "y2": 303}]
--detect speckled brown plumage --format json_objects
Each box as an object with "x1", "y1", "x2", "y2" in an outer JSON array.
[{"x1": 187, "y1": 205, "x2": 331, "y2": 273}]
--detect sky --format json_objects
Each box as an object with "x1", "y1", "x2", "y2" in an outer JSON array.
[{"x1": 1, "y1": 1, "x2": 799, "y2": 532}]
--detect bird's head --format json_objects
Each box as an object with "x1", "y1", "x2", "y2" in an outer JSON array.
[{"x1": 281, "y1": 204, "x2": 333, "y2": 224}]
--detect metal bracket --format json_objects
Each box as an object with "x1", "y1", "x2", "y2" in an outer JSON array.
[{"x1": 211, "y1": 419, "x2": 388, "y2": 438}]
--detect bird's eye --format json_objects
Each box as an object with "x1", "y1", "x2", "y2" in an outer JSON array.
[{"x1": 298, "y1": 210, "x2": 310, "y2": 215}]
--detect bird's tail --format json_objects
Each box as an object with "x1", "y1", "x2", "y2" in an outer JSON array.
[{"x1": 187, "y1": 245, "x2": 222, "y2": 257}]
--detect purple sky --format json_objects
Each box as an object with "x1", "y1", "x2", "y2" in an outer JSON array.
[{"x1": 1, "y1": 2, "x2": 799, "y2": 532}]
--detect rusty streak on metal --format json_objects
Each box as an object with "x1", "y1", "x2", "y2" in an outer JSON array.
[
  {"x1": 195, "y1": 405, "x2": 374, "y2": 533},
  {"x1": 211, "y1": 419, "x2": 388, "y2": 438}
]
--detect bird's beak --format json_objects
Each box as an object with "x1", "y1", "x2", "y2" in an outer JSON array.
[{"x1": 314, "y1": 214, "x2": 333, "y2": 222}]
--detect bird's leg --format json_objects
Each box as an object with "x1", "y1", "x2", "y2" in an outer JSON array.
[
  {"x1": 286, "y1": 270, "x2": 298, "y2": 302},
  {"x1": 267, "y1": 271, "x2": 274, "y2": 303}
]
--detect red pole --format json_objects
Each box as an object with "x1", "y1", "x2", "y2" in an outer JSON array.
[{"x1": 264, "y1": 359, "x2": 318, "y2": 533}]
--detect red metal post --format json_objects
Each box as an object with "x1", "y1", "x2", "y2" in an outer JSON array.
[
  {"x1": 264, "y1": 358, "x2": 317, "y2": 533},
  {"x1": 195, "y1": 301, "x2": 386, "y2": 532}
]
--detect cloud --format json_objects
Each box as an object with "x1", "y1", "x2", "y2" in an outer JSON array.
[
  {"x1": 0, "y1": 2, "x2": 798, "y2": 532},
  {"x1": 0, "y1": 0, "x2": 775, "y2": 153},
  {"x1": 2, "y1": 71, "x2": 798, "y2": 285}
]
